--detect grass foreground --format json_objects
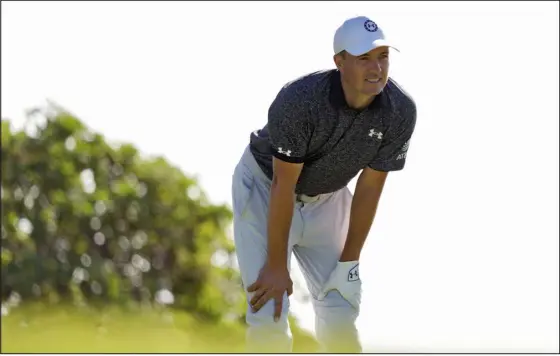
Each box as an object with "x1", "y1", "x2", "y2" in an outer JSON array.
[{"x1": 1, "y1": 303, "x2": 319, "y2": 353}]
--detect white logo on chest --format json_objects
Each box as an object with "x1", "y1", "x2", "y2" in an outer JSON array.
[
  {"x1": 277, "y1": 147, "x2": 291, "y2": 156},
  {"x1": 369, "y1": 129, "x2": 383, "y2": 140}
]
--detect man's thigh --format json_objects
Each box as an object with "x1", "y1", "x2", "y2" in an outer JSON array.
[
  {"x1": 231, "y1": 157, "x2": 303, "y2": 320},
  {"x1": 293, "y1": 187, "x2": 353, "y2": 296},
  {"x1": 292, "y1": 187, "x2": 361, "y2": 352},
  {"x1": 232, "y1": 158, "x2": 273, "y2": 290}
]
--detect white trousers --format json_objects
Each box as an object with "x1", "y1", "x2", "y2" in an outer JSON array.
[{"x1": 231, "y1": 146, "x2": 362, "y2": 353}]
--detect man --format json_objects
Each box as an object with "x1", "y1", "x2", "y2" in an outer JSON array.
[{"x1": 231, "y1": 15, "x2": 416, "y2": 353}]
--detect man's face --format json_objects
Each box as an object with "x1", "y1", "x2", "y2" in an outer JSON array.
[{"x1": 335, "y1": 46, "x2": 390, "y2": 97}]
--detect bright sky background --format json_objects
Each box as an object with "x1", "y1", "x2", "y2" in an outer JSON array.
[{"x1": 2, "y1": 1, "x2": 559, "y2": 353}]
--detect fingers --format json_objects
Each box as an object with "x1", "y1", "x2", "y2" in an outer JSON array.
[
  {"x1": 273, "y1": 294, "x2": 283, "y2": 322},
  {"x1": 251, "y1": 290, "x2": 286, "y2": 323},
  {"x1": 250, "y1": 288, "x2": 266, "y2": 306},
  {"x1": 251, "y1": 289, "x2": 273, "y2": 313}
]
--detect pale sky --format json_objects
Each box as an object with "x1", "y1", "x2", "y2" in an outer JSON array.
[{"x1": 2, "y1": 1, "x2": 559, "y2": 352}]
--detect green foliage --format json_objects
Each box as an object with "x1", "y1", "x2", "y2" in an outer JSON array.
[
  {"x1": 1, "y1": 104, "x2": 243, "y2": 322},
  {"x1": 1, "y1": 303, "x2": 319, "y2": 353}
]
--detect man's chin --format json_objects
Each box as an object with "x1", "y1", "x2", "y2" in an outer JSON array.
[
  {"x1": 362, "y1": 87, "x2": 383, "y2": 97},
  {"x1": 363, "y1": 79, "x2": 387, "y2": 95}
]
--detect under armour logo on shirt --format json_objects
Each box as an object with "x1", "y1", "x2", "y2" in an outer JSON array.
[
  {"x1": 278, "y1": 147, "x2": 291, "y2": 156},
  {"x1": 369, "y1": 129, "x2": 383, "y2": 140},
  {"x1": 348, "y1": 265, "x2": 360, "y2": 282}
]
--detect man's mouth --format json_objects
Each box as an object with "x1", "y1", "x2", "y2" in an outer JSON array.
[{"x1": 366, "y1": 78, "x2": 381, "y2": 83}]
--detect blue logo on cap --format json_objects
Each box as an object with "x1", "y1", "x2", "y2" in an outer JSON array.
[{"x1": 364, "y1": 20, "x2": 378, "y2": 32}]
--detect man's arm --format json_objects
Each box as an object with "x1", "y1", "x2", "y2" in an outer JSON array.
[
  {"x1": 264, "y1": 82, "x2": 312, "y2": 267},
  {"x1": 339, "y1": 167, "x2": 388, "y2": 262},
  {"x1": 266, "y1": 158, "x2": 304, "y2": 268},
  {"x1": 247, "y1": 78, "x2": 314, "y2": 318},
  {"x1": 347, "y1": 87, "x2": 417, "y2": 260},
  {"x1": 247, "y1": 157, "x2": 303, "y2": 318}
]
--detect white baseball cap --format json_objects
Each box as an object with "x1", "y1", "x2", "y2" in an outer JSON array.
[{"x1": 333, "y1": 16, "x2": 399, "y2": 56}]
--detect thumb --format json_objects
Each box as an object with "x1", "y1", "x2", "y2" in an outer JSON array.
[
  {"x1": 317, "y1": 285, "x2": 331, "y2": 301},
  {"x1": 317, "y1": 278, "x2": 332, "y2": 301}
]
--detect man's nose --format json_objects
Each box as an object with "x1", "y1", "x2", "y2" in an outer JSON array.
[{"x1": 367, "y1": 59, "x2": 382, "y2": 72}]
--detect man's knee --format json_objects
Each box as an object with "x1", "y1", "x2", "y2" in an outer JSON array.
[
  {"x1": 313, "y1": 298, "x2": 359, "y2": 332},
  {"x1": 245, "y1": 295, "x2": 293, "y2": 352},
  {"x1": 245, "y1": 293, "x2": 291, "y2": 328},
  {"x1": 312, "y1": 291, "x2": 361, "y2": 352}
]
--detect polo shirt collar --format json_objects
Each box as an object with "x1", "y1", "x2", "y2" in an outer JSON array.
[{"x1": 329, "y1": 69, "x2": 386, "y2": 113}]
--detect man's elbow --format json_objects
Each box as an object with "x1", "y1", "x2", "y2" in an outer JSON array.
[
  {"x1": 358, "y1": 167, "x2": 389, "y2": 190},
  {"x1": 271, "y1": 175, "x2": 297, "y2": 194}
]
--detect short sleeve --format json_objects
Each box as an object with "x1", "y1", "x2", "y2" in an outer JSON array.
[
  {"x1": 368, "y1": 99, "x2": 417, "y2": 172},
  {"x1": 267, "y1": 84, "x2": 313, "y2": 164}
]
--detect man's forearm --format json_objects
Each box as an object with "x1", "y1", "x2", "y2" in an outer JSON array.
[
  {"x1": 339, "y1": 175, "x2": 386, "y2": 262},
  {"x1": 266, "y1": 182, "x2": 296, "y2": 268}
]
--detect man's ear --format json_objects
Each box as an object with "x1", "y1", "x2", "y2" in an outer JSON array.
[
  {"x1": 333, "y1": 53, "x2": 345, "y2": 70},
  {"x1": 334, "y1": 59, "x2": 343, "y2": 71}
]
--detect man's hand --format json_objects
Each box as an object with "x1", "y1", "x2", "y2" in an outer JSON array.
[
  {"x1": 317, "y1": 261, "x2": 362, "y2": 310},
  {"x1": 247, "y1": 264, "x2": 293, "y2": 322}
]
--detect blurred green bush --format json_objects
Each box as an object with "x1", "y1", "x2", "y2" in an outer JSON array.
[{"x1": 1, "y1": 102, "x2": 244, "y2": 322}]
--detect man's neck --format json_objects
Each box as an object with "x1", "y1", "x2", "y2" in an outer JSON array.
[{"x1": 341, "y1": 79, "x2": 376, "y2": 111}]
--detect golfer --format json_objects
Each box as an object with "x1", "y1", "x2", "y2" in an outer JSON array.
[{"x1": 231, "y1": 15, "x2": 416, "y2": 353}]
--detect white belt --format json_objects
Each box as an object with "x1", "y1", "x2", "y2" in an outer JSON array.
[{"x1": 296, "y1": 194, "x2": 321, "y2": 203}]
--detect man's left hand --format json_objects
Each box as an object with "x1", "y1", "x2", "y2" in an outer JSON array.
[{"x1": 317, "y1": 261, "x2": 362, "y2": 310}]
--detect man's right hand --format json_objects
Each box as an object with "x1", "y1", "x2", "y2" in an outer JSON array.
[{"x1": 247, "y1": 264, "x2": 293, "y2": 322}]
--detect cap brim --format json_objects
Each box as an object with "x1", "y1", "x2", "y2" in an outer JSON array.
[{"x1": 346, "y1": 39, "x2": 400, "y2": 56}]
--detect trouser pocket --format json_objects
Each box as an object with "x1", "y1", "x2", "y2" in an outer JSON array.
[{"x1": 232, "y1": 162, "x2": 255, "y2": 219}]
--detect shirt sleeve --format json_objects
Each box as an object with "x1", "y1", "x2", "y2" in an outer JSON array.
[
  {"x1": 267, "y1": 84, "x2": 313, "y2": 164},
  {"x1": 368, "y1": 99, "x2": 417, "y2": 172}
]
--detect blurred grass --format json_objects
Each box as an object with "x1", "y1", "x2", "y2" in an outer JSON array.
[{"x1": 1, "y1": 303, "x2": 319, "y2": 353}]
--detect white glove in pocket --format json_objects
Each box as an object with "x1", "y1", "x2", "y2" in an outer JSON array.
[{"x1": 317, "y1": 261, "x2": 362, "y2": 310}]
